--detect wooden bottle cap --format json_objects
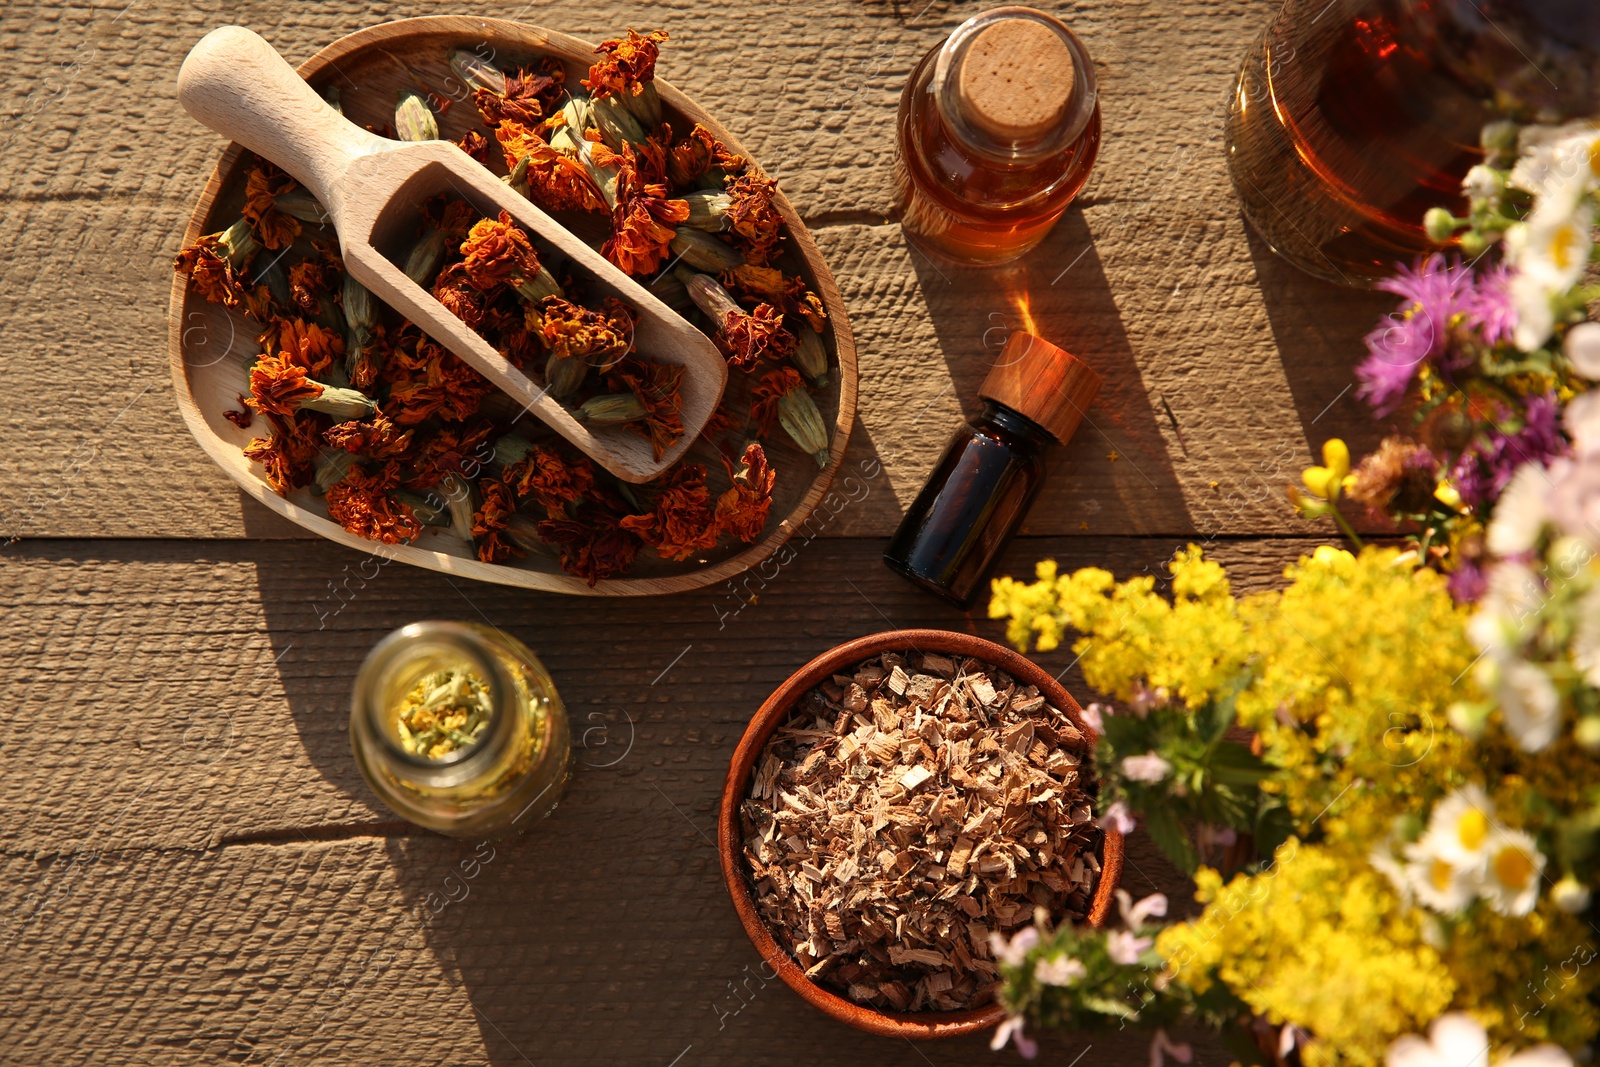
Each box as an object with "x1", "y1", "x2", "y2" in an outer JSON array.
[
  {"x1": 980, "y1": 332, "x2": 1102, "y2": 444},
  {"x1": 955, "y1": 18, "x2": 1076, "y2": 143}
]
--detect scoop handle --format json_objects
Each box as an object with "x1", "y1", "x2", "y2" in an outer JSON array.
[{"x1": 178, "y1": 26, "x2": 389, "y2": 230}]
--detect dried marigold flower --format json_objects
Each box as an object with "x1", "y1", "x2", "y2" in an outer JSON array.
[
  {"x1": 287, "y1": 258, "x2": 336, "y2": 317},
  {"x1": 242, "y1": 411, "x2": 321, "y2": 495},
  {"x1": 495, "y1": 120, "x2": 606, "y2": 213},
  {"x1": 537, "y1": 499, "x2": 642, "y2": 586},
  {"x1": 474, "y1": 59, "x2": 565, "y2": 129},
  {"x1": 618, "y1": 463, "x2": 718, "y2": 561},
  {"x1": 503, "y1": 442, "x2": 597, "y2": 518},
  {"x1": 752, "y1": 367, "x2": 803, "y2": 438},
  {"x1": 471, "y1": 478, "x2": 522, "y2": 563},
  {"x1": 601, "y1": 141, "x2": 690, "y2": 277},
  {"x1": 608, "y1": 357, "x2": 686, "y2": 459},
  {"x1": 779, "y1": 386, "x2": 832, "y2": 468},
  {"x1": 724, "y1": 169, "x2": 784, "y2": 266},
  {"x1": 404, "y1": 420, "x2": 497, "y2": 489},
  {"x1": 248, "y1": 351, "x2": 376, "y2": 421},
  {"x1": 459, "y1": 210, "x2": 541, "y2": 292},
  {"x1": 433, "y1": 262, "x2": 488, "y2": 331},
  {"x1": 528, "y1": 295, "x2": 634, "y2": 368},
  {"x1": 259, "y1": 317, "x2": 346, "y2": 377},
  {"x1": 721, "y1": 263, "x2": 827, "y2": 333},
  {"x1": 722, "y1": 303, "x2": 798, "y2": 368},
  {"x1": 383, "y1": 334, "x2": 495, "y2": 425},
  {"x1": 223, "y1": 393, "x2": 253, "y2": 429},
  {"x1": 715, "y1": 442, "x2": 775, "y2": 543},
  {"x1": 667, "y1": 123, "x2": 718, "y2": 189},
  {"x1": 323, "y1": 410, "x2": 414, "y2": 461},
  {"x1": 174, "y1": 221, "x2": 257, "y2": 310},
  {"x1": 326, "y1": 461, "x2": 423, "y2": 545},
  {"x1": 583, "y1": 29, "x2": 669, "y2": 100},
  {"x1": 456, "y1": 128, "x2": 492, "y2": 164},
  {"x1": 241, "y1": 160, "x2": 302, "y2": 251}
]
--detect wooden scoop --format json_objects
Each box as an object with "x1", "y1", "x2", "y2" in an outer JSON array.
[{"x1": 177, "y1": 25, "x2": 727, "y2": 483}]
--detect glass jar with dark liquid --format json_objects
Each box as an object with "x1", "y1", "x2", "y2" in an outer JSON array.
[
  {"x1": 884, "y1": 332, "x2": 1102, "y2": 606},
  {"x1": 895, "y1": 6, "x2": 1101, "y2": 264}
]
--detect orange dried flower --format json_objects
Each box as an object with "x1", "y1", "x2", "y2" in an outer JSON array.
[
  {"x1": 174, "y1": 238, "x2": 248, "y2": 310},
  {"x1": 583, "y1": 29, "x2": 669, "y2": 99},
  {"x1": 667, "y1": 123, "x2": 717, "y2": 189},
  {"x1": 618, "y1": 463, "x2": 718, "y2": 561},
  {"x1": 714, "y1": 442, "x2": 775, "y2": 543},
  {"x1": 609, "y1": 357, "x2": 686, "y2": 459},
  {"x1": 474, "y1": 59, "x2": 565, "y2": 128},
  {"x1": 287, "y1": 258, "x2": 333, "y2": 316},
  {"x1": 471, "y1": 479, "x2": 522, "y2": 563},
  {"x1": 405, "y1": 420, "x2": 496, "y2": 489},
  {"x1": 473, "y1": 85, "x2": 544, "y2": 130},
  {"x1": 537, "y1": 503, "x2": 642, "y2": 586},
  {"x1": 325, "y1": 461, "x2": 423, "y2": 545},
  {"x1": 259, "y1": 317, "x2": 345, "y2": 377},
  {"x1": 383, "y1": 335, "x2": 494, "y2": 425},
  {"x1": 722, "y1": 264, "x2": 827, "y2": 333},
  {"x1": 722, "y1": 303, "x2": 797, "y2": 368},
  {"x1": 459, "y1": 210, "x2": 541, "y2": 291},
  {"x1": 223, "y1": 394, "x2": 253, "y2": 429},
  {"x1": 323, "y1": 410, "x2": 414, "y2": 460},
  {"x1": 247, "y1": 351, "x2": 324, "y2": 416},
  {"x1": 456, "y1": 128, "x2": 491, "y2": 164},
  {"x1": 346, "y1": 323, "x2": 390, "y2": 391},
  {"x1": 495, "y1": 121, "x2": 606, "y2": 213},
  {"x1": 505, "y1": 444, "x2": 596, "y2": 517},
  {"x1": 602, "y1": 141, "x2": 689, "y2": 276},
  {"x1": 242, "y1": 411, "x2": 321, "y2": 495},
  {"x1": 752, "y1": 367, "x2": 803, "y2": 437},
  {"x1": 433, "y1": 262, "x2": 487, "y2": 330},
  {"x1": 241, "y1": 161, "x2": 301, "y2": 250},
  {"x1": 724, "y1": 169, "x2": 784, "y2": 265},
  {"x1": 529, "y1": 296, "x2": 635, "y2": 368}
]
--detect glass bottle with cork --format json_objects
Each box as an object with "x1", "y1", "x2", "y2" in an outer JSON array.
[
  {"x1": 884, "y1": 331, "x2": 1102, "y2": 606},
  {"x1": 349, "y1": 621, "x2": 571, "y2": 838},
  {"x1": 895, "y1": 6, "x2": 1101, "y2": 264}
]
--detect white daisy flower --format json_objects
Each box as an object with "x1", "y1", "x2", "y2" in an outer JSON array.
[
  {"x1": 1506, "y1": 198, "x2": 1594, "y2": 352},
  {"x1": 1485, "y1": 463, "x2": 1551, "y2": 557},
  {"x1": 1387, "y1": 1011, "x2": 1572, "y2": 1067},
  {"x1": 1403, "y1": 844, "x2": 1481, "y2": 915},
  {"x1": 1119, "y1": 751, "x2": 1172, "y2": 783},
  {"x1": 1482, "y1": 827, "x2": 1546, "y2": 917},
  {"x1": 1468, "y1": 562, "x2": 1544, "y2": 661},
  {"x1": 1034, "y1": 954, "x2": 1087, "y2": 986},
  {"x1": 1421, "y1": 785, "x2": 1496, "y2": 870},
  {"x1": 1564, "y1": 321, "x2": 1600, "y2": 380},
  {"x1": 1462, "y1": 164, "x2": 1505, "y2": 201}
]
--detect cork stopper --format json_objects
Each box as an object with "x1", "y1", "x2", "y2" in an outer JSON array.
[
  {"x1": 955, "y1": 18, "x2": 1077, "y2": 143},
  {"x1": 980, "y1": 332, "x2": 1102, "y2": 444}
]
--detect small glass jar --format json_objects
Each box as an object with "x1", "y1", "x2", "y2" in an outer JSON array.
[
  {"x1": 350, "y1": 621, "x2": 571, "y2": 838},
  {"x1": 884, "y1": 331, "x2": 1101, "y2": 606},
  {"x1": 895, "y1": 5, "x2": 1101, "y2": 264}
]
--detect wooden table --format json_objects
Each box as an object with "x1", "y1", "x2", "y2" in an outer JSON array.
[{"x1": 0, "y1": 1, "x2": 1397, "y2": 1062}]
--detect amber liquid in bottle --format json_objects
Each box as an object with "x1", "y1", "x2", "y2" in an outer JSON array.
[
  {"x1": 895, "y1": 8, "x2": 1102, "y2": 264},
  {"x1": 884, "y1": 402, "x2": 1051, "y2": 607},
  {"x1": 1226, "y1": 0, "x2": 1600, "y2": 286}
]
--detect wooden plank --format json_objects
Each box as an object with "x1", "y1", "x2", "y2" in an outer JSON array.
[
  {"x1": 0, "y1": 0, "x2": 1402, "y2": 544},
  {"x1": 0, "y1": 831, "x2": 1206, "y2": 1066},
  {"x1": 0, "y1": 534, "x2": 1313, "y2": 853}
]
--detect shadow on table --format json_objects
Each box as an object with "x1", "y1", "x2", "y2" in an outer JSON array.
[
  {"x1": 903, "y1": 209, "x2": 1194, "y2": 536},
  {"x1": 1241, "y1": 222, "x2": 1395, "y2": 462}
]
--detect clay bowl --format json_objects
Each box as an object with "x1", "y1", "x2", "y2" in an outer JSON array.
[
  {"x1": 717, "y1": 628, "x2": 1124, "y2": 1040},
  {"x1": 168, "y1": 16, "x2": 857, "y2": 596}
]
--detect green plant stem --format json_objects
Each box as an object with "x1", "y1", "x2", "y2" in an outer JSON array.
[{"x1": 1330, "y1": 506, "x2": 1365, "y2": 550}]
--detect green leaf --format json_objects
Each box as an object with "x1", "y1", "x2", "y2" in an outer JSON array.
[{"x1": 1143, "y1": 805, "x2": 1198, "y2": 873}]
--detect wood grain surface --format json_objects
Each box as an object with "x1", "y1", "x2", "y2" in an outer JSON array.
[{"x1": 0, "y1": 1, "x2": 1397, "y2": 1063}]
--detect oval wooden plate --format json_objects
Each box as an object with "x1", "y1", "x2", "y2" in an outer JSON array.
[{"x1": 168, "y1": 15, "x2": 857, "y2": 596}]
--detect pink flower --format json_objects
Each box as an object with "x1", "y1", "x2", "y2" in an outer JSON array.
[
  {"x1": 1149, "y1": 1028, "x2": 1194, "y2": 1067},
  {"x1": 1099, "y1": 800, "x2": 1136, "y2": 835},
  {"x1": 1116, "y1": 889, "x2": 1168, "y2": 929},
  {"x1": 1119, "y1": 750, "x2": 1172, "y2": 783},
  {"x1": 991, "y1": 1014, "x2": 1039, "y2": 1059},
  {"x1": 990, "y1": 926, "x2": 1040, "y2": 968},
  {"x1": 1106, "y1": 929, "x2": 1154, "y2": 965},
  {"x1": 1079, "y1": 702, "x2": 1107, "y2": 736},
  {"x1": 1035, "y1": 954, "x2": 1088, "y2": 986}
]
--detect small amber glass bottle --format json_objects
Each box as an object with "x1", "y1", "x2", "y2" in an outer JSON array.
[
  {"x1": 895, "y1": 6, "x2": 1101, "y2": 264},
  {"x1": 884, "y1": 332, "x2": 1101, "y2": 606}
]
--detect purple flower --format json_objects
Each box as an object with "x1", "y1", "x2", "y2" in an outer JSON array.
[
  {"x1": 1357, "y1": 255, "x2": 1474, "y2": 414},
  {"x1": 1447, "y1": 559, "x2": 1488, "y2": 604},
  {"x1": 1462, "y1": 261, "x2": 1517, "y2": 347},
  {"x1": 1451, "y1": 393, "x2": 1569, "y2": 509}
]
